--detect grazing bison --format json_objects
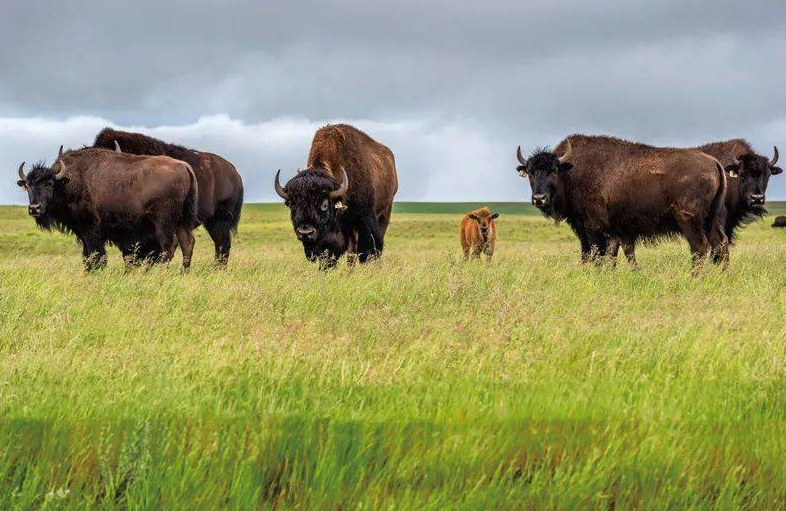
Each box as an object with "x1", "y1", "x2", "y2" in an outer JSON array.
[
  {"x1": 16, "y1": 146, "x2": 199, "y2": 270},
  {"x1": 274, "y1": 124, "x2": 398, "y2": 267},
  {"x1": 94, "y1": 128, "x2": 244, "y2": 266},
  {"x1": 609, "y1": 140, "x2": 782, "y2": 266},
  {"x1": 772, "y1": 216, "x2": 786, "y2": 228},
  {"x1": 516, "y1": 135, "x2": 728, "y2": 268},
  {"x1": 460, "y1": 207, "x2": 499, "y2": 261}
]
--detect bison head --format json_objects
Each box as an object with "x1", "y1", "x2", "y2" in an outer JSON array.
[
  {"x1": 469, "y1": 210, "x2": 499, "y2": 240},
  {"x1": 16, "y1": 147, "x2": 69, "y2": 228},
  {"x1": 725, "y1": 146, "x2": 781, "y2": 208},
  {"x1": 274, "y1": 167, "x2": 349, "y2": 265},
  {"x1": 516, "y1": 141, "x2": 573, "y2": 215}
]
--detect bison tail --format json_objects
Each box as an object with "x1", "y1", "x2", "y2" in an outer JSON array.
[
  {"x1": 183, "y1": 163, "x2": 201, "y2": 229},
  {"x1": 229, "y1": 182, "x2": 244, "y2": 234},
  {"x1": 708, "y1": 161, "x2": 727, "y2": 232}
]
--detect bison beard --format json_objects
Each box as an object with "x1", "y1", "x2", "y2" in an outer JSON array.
[
  {"x1": 93, "y1": 127, "x2": 244, "y2": 266},
  {"x1": 275, "y1": 124, "x2": 398, "y2": 268},
  {"x1": 516, "y1": 135, "x2": 728, "y2": 269}
]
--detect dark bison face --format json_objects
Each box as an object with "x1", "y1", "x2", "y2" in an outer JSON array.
[
  {"x1": 274, "y1": 168, "x2": 349, "y2": 265},
  {"x1": 516, "y1": 142, "x2": 573, "y2": 211},
  {"x1": 16, "y1": 159, "x2": 68, "y2": 222},
  {"x1": 726, "y1": 147, "x2": 781, "y2": 208}
]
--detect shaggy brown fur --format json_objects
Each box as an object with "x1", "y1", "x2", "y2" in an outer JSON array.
[
  {"x1": 517, "y1": 134, "x2": 728, "y2": 268},
  {"x1": 460, "y1": 207, "x2": 498, "y2": 261},
  {"x1": 93, "y1": 128, "x2": 244, "y2": 265},
  {"x1": 276, "y1": 124, "x2": 398, "y2": 266},
  {"x1": 609, "y1": 139, "x2": 782, "y2": 266},
  {"x1": 17, "y1": 148, "x2": 198, "y2": 270}
]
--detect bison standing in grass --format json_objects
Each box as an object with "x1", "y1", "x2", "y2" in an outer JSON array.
[
  {"x1": 94, "y1": 128, "x2": 244, "y2": 266},
  {"x1": 609, "y1": 140, "x2": 782, "y2": 266},
  {"x1": 516, "y1": 135, "x2": 728, "y2": 270},
  {"x1": 772, "y1": 216, "x2": 786, "y2": 228},
  {"x1": 460, "y1": 207, "x2": 499, "y2": 261},
  {"x1": 274, "y1": 124, "x2": 398, "y2": 267},
  {"x1": 16, "y1": 146, "x2": 199, "y2": 270}
]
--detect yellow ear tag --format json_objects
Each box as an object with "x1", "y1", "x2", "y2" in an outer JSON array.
[
  {"x1": 334, "y1": 201, "x2": 347, "y2": 211},
  {"x1": 518, "y1": 170, "x2": 527, "y2": 177}
]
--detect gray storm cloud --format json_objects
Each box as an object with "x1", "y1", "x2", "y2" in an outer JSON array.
[{"x1": 1, "y1": 0, "x2": 785, "y2": 203}]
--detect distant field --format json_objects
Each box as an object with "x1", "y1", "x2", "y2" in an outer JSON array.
[{"x1": 2, "y1": 202, "x2": 786, "y2": 509}]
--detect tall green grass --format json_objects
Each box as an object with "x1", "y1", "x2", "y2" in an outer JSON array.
[{"x1": 1, "y1": 203, "x2": 786, "y2": 509}]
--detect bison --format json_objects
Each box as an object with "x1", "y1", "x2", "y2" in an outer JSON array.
[
  {"x1": 16, "y1": 146, "x2": 199, "y2": 270},
  {"x1": 516, "y1": 135, "x2": 728, "y2": 269},
  {"x1": 93, "y1": 128, "x2": 244, "y2": 266},
  {"x1": 274, "y1": 124, "x2": 398, "y2": 267},
  {"x1": 460, "y1": 207, "x2": 499, "y2": 261},
  {"x1": 608, "y1": 141, "x2": 781, "y2": 266},
  {"x1": 772, "y1": 216, "x2": 786, "y2": 228}
]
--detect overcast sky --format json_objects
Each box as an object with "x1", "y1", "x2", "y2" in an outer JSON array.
[{"x1": 2, "y1": 0, "x2": 785, "y2": 203}]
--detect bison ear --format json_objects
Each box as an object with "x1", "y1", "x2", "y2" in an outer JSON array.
[
  {"x1": 17, "y1": 179, "x2": 26, "y2": 189},
  {"x1": 490, "y1": 213, "x2": 499, "y2": 220},
  {"x1": 516, "y1": 165, "x2": 528, "y2": 177},
  {"x1": 558, "y1": 162, "x2": 573, "y2": 173},
  {"x1": 725, "y1": 164, "x2": 740, "y2": 177},
  {"x1": 771, "y1": 166, "x2": 783, "y2": 176}
]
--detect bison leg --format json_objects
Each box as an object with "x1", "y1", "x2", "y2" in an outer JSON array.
[
  {"x1": 585, "y1": 231, "x2": 608, "y2": 265},
  {"x1": 81, "y1": 239, "x2": 107, "y2": 272},
  {"x1": 357, "y1": 213, "x2": 384, "y2": 263},
  {"x1": 607, "y1": 238, "x2": 621, "y2": 267},
  {"x1": 346, "y1": 229, "x2": 360, "y2": 267},
  {"x1": 204, "y1": 217, "x2": 232, "y2": 267},
  {"x1": 622, "y1": 241, "x2": 638, "y2": 269},
  {"x1": 176, "y1": 226, "x2": 196, "y2": 270}
]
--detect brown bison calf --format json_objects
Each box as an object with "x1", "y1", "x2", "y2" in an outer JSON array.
[{"x1": 460, "y1": 207, "x2": 499, "y2": 261}]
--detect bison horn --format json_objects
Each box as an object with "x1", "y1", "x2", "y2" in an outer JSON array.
[
  {"x1": 330, "y1": 168, "x2": 349, "y2": 198},
  {"x1": 516, "y1": 146, "x2": 527, "y2": 166},
  {"x1": 54, "y1": 159, "x2": 67, "y2": 179},
  {"x1": 18, "y1": 162, "x2": 26, "y2": 180},
  {"x1": 274, "y1": 169, "x2": 288, "y2": 200},
  {"x1": 558, "y1": 139, "x2": 572, "y2": 164},
  {"x1": 114, "y1": 140, "x2": 122, "y2": 153},
  {"x1": 770, "y1": 146, "x2": 779, "y2": 167},
  {"x1": 58, "y1": 145, "x2": 64, "y2": 160}
]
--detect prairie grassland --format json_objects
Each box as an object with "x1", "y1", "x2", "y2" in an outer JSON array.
[{"x1": 1, "y1": 203, "x2": 786, "y2": 510}]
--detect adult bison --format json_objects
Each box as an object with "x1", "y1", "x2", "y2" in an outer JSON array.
[
  {"x1": 608, "y1": 140, "x2": 782, "y2": 266},
  {"x1": 16, "y1": 146, "x2": 199, "y2": 270},
  {"x1": 94, "y1": 128, "x2": 244, "y2": 266},
  {"x1": 516, "y1": 135, "x2": 727, "y2": 268},
  {"x1": 274, "y1": 124, "x2": 398, "y2": 267}
]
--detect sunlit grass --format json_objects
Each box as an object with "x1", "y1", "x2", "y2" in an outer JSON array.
[{"x1": 1, "y1": 203, "x2": 786, "y2": 509}]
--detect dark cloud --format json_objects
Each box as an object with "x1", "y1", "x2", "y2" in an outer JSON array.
[{"x1": 2, "y1": 0, "x2": 786, "y2": 203}]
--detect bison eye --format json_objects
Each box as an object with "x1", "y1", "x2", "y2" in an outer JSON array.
[{"x1": 320, "y1": 198, "x2": 330, "y2": 212}]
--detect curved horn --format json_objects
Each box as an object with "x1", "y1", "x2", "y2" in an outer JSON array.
[
  {"x1": 558, "y1": 139, "x2": 572, "y2": 163},
  {"x1": 274, "y1": 170, "x2": 288, "y2": 200},
  {"x1": 54, "y1": 158, "x2": 67, "y2": 179},
  {"x1": 516, "y1": 146, "x2": 527, "y2": 166},
  {"x1": 330, "y1": 168, "x2": 349, "y2": 198},
  {"x1": 114, "y1": 140, "x2": 122, "y2": 153},
  {"x1": 58, "y1": 145, "x2": 64, "y2": 160},
  {"x1": 770, "y1": 146, "x2": 779, "y2": 166},
  {"x1": 18, "y1": 162, "x2": 26, "y2": 180}
]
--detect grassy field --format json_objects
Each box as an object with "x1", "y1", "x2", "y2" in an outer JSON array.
[{"x1": 2, "y1": 202, "x2": 786, "y2": 510}]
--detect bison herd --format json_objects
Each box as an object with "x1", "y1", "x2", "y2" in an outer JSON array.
[{"x1": 14, "y1": 124, "x2": 782, "y2": 272}]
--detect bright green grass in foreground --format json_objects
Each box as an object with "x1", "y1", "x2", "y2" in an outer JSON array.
[{"x1": 2, "y1": 203, "x2": 786, "y2": 510}]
